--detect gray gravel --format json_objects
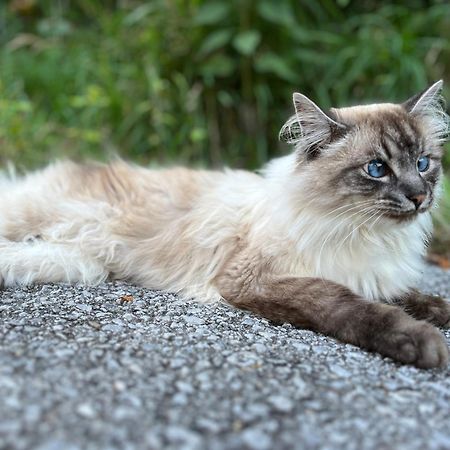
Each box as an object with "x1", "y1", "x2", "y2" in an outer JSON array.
[{"x1": 1, "y1": 266, "x2": 450, "y2": 450}]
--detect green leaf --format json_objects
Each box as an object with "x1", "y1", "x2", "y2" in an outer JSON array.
[
  {"x1": 254, "y1": 53, "x2": 297, "y2": 82},
  {"x1": 124, "y1": 4, "x2": 157, "y2": 26},
  {"x1": 190, "y1": 127, "x2": 207, "y2": 142},
  {"x1": 198, "y1": 29, "x2": 233, "y2": 56},
  {"x1": 193, "y1": 2, "x2": 230, "y2": 26},
  {"x1": 233, "y1": 31, "x2": 261, "y2": 56},
  {"x1": 257, "y1": 0, "x2": 294, "y2": 26},
  {"x1": 200, "y1": 54, "x2": 235, "y2": 78}
]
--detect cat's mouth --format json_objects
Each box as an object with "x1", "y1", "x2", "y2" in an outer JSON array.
[{"x1": 383, "y1": 207, "x2": 428, "y2": 222}]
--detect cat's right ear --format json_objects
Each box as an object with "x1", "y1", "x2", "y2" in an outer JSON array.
[
  {"x1": 279, "y1": 93, "x2": 347, "y2": 158},
  {"x1": 402, "y1": 80, "x2": 449, "y2": 143}
]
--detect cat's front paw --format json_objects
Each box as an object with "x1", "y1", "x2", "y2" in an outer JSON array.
[
  {"x1": 402, "y1": 292, "x2": 450, "y2": 328},
  {"x1": 375, "y1": 319, "x2": 449, "y2": 369}
]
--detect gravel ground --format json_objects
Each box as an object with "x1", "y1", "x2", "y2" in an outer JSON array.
[{"x1": 1, "y1": 266, "x2": 450, "y2": 450}]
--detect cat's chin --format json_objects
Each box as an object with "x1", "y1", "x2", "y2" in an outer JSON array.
[{"x1": 384, "y1": 209, "x2": 427, "y2": 224}]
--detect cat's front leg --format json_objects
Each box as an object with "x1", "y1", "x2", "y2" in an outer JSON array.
[
  {"x1": 216, "y1": 275, "x2": 449, "y2": 368},
  {"x1": 394, "y1": 290, "x2": 450, "y2": 328}
]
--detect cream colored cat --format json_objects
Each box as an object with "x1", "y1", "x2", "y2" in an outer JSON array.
[{"x1": 1, "y1": 81, "x2": 449, "y2": 368}]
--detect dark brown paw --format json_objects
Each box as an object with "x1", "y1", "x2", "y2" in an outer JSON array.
[
  {"x1": 402, "y1": 292, "x2": 450, "y2": 328},
  {"x1": 375, "y1": 319, "x2": 449, "y2": 369}
]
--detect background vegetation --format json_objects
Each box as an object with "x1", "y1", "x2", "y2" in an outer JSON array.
[{"x1": 0, "y1": 0, "x2": 449, "y2": 255}]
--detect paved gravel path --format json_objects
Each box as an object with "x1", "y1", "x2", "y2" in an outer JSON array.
[{"x1": 1, "y1": 266, "x2": 450, "y2": 450}]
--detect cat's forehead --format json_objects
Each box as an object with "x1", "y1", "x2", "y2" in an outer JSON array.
[
  {"x1": 332, "y1": 103, "x2": 426, "y2": 155},
  {"x1": 332, "y1": 103, "x2": 416, "y2": 130}
]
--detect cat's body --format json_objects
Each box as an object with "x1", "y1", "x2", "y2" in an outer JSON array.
[
  {"x1": 1, "y1": 82, "x2": 450, "y2": 368},
  {"x1": 0, "y1": 155, "x2": 429, "y2": 301}
]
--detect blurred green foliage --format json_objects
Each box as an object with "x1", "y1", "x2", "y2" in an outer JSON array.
[{"x1": 0, "y1": 0, "x2": 449, "y2": 252}]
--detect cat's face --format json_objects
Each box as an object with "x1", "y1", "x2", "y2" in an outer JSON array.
[{"x1": 280, "y1": 82, "x2": 448, "y2": 222}]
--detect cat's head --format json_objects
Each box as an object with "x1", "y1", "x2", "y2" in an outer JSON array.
[{"x1": 280, "y1": 81, "x2": 449, "y2": 222}]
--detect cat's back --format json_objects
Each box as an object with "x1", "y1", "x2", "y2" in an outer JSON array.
[{"x1": 48, "y1": 160, "x2": 225, "y2": 209}]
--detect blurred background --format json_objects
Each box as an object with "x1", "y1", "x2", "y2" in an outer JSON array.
[{"x1": 0, "y1": 0, "x2": 449, "y2": 257}]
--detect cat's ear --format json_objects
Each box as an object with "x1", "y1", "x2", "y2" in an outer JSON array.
[
  {"x1": 402, "y1": 80, "x2": 449, "y2": 142},
  {"x1": 279, "y1": 92, "x2": 347, "y2": 158},
  {"x1": 402, "y1": 80, "x2": 444, "y2": 115}
]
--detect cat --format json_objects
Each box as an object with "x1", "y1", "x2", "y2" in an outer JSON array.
[{"x1": 1, "y1": 81, "x2": 449, "y2": 368}]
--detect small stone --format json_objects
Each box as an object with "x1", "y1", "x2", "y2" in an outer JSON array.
[
  {"x1": 165, "y1": 426, "x2": 202, "y2": 447},
  {"x1": 183, "y1": 315, "x2": 205, "y2": 325},
  {"x1": 240, "y1": 428, "x2": 272, "y2": 450},
  {"x1": 88, "y1": 320, "x2": 101, "y2": 330},
  {"x1": 252, "y1": 343, "x2": 267, "y2": 354},
  {"x1": 76, "y1": 303, "x2": 92, "y2": 312},
  {"x1": 291, "y1": 342, "x2": 310, "y2": 352},
  {"x1": 113, "y1": 380, "x2": 127, "y2": 392},
  {"x1": 76, "y1": 403, "x2": 96, "y2": 419},
  {"x1": 331, "y1": 364, "x2": 352, "y2": 378},
  {"x1": 102, "y1": 323, "x2": 123, "y2": 333},
  {"x1": 170, "y1": 358, "x2": 186, "y2": 369},
  {"x1": 268, "y1": 395, "x2": 294, "y2": 413}
]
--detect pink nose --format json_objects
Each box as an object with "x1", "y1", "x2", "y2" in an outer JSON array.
[{"x1": 408, "y1": 194, "x2": 426, "y2": 209}]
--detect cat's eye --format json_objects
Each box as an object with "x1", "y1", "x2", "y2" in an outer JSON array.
[
  {"x1": 365, "y1": 159, "x2": 388, "y2": 178},
  {"x1": 417, "y1": 155, "x2": 430, "y2": 172}
]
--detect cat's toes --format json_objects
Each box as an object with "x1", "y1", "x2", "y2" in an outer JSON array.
[
  {"x1": 385, "y1": 322, "x2": 449, "y2": 369},
  {"x1": 404, "y1": 293, "x2": 450, "y2": 328}
]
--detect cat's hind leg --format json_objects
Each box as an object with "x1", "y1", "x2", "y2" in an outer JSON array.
[{"x1": 0, "y1": 240, "x2": 108, "y2": 287}]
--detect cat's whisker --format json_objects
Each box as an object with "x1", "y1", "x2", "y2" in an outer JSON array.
[
  {"x1": 319, "y1": 204, "x2": 377, "y2": 266},
  {"x1": 298, "y1": 198, "x2": 373, "y2": 219},
  {"x1": 335, "y1": 208, "x2": 381, "y2": 255},
  {"x1": 368, "y1": 211, "x2": 385, "y2": 232},
  {"x1": 319, "y1": 199, "x2": 375, "y2": 219},
  {"x1": 316, "y1": 202, "x2": 377, "y2": 279}
]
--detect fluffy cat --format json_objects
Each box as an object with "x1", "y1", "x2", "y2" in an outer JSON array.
[{"x1": 1, "y1": 81, "x2": 449, "y2": 368}]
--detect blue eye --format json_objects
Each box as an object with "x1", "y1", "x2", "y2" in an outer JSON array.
[
  {"x1": 366, "y1": 159, "x2": 388, "y2": 178},
  {"x1": 417, "y1": 155, "x2": 430, "y2": 172}
]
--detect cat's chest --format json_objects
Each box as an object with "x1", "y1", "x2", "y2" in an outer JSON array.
[
  {"x1": 313, "y1": 239, "x2": 424, "y2": 301},
  {"x1": 274, "y1": 217, "x2": 430, "y2": 301}
]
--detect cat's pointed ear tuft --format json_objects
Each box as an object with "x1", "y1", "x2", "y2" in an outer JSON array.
[
  {"x1": 402, "y1": 80, "x2": 449, "y2": 143},
  {"x1": 279, "y1": 92, "x2": 347, "y2": 158},
  {"x1": 402, "y1": 80, "x2": 444, "y2": 115}
]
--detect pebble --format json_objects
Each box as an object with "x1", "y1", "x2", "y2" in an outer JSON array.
[
  {"x1": 76, "y1": 403, "x2": 97, "y2": 419},
  {"x1": 183, "y1": 315, "x2": 205, "y2": 325},
  {"x1": 268, "y1": 395, "x2": 294, "y2": 413},
  {"x1": 241, "y1": 428, "x2": 272, "y2": 450}
]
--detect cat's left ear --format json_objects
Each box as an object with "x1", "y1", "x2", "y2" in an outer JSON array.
[
  {"x1": 279, "y1": 93, "x2": 347, "y2": 158},
  {"x1": 402, "y1": 80, "x2": 444, "y2": 115}
]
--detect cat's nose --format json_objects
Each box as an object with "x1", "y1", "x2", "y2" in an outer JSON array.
[{"x1": 407, "y1": 193, "x2": 426, "y2": 210}]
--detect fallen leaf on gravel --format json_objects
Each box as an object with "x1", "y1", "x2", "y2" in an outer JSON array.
[{"x1": 120, "y1": 295, "x2": 134, "y2": 302}]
